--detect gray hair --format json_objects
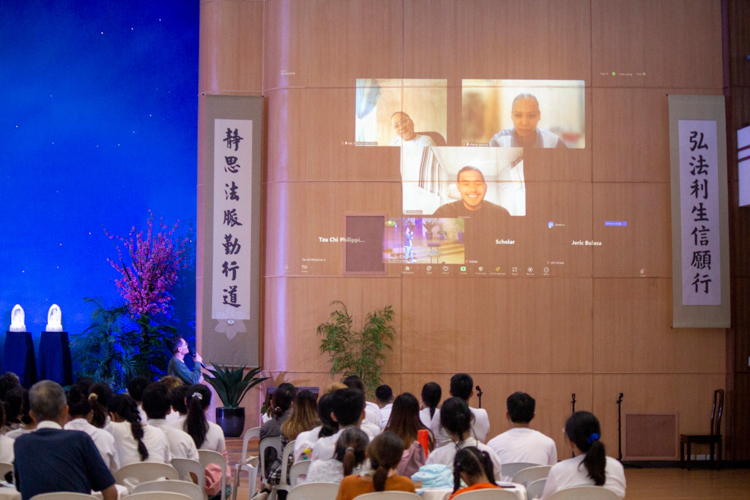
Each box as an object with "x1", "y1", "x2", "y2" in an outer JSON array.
[{"x1": 29, "y1": 380, "x2": 66, "y2": 421}]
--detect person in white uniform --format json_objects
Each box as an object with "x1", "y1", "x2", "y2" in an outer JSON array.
[
  {"x1": 342, "y1": 376, "x2": 382, "y2": 436},
  {"x1": 375, "y1": 385, "x2": 394, "y2": 429},
  {"x1": 181, "y1": 385, "x2": 226, "y2": 455},
  {"x1": 107, "y1": 394, "x2": 170, "y2": 467},
  {"x1": 487, "y1": 392, "x2": 557, "y2": 472},
  {"x1": 310, "y1": 388, "x2": 366, "y2": 463},
  {"x1": 426, "y1": 398, "x2": 502, "y2": 481},
  {"x1": 540, "y1": 411, "x2": 626, "y2": 500},
  {"x1": 143, "y1": 382, "x2": 199, "y2": 460},
  {"x1": 64, "y1": 386, "x2": 118, "y2": 471},
  {"x1": 430, "y1": 374, "x2": 489, "y2": 447},
  {"x1": 419, "y1": 382, "x2": 442, "y2": 429}
]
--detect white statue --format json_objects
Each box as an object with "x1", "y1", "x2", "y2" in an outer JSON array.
[
  {"x1": 46, "y1": 304, "x2": 63, "y2": 332},
  {"x1": 9, "y1": 305, "x2": 26, "y2": 332}
]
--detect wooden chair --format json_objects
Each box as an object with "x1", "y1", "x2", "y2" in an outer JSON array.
[
  {"x1": 547, "y1": 486, "x2": 619, "y2": 500},
  {"x1": 679, "y1": 388, "x2": 724, "y2": 470}
]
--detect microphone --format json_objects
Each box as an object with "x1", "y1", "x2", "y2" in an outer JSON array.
[{"x1": 190, "y1": 349, "x2": 206, "y2": 369}]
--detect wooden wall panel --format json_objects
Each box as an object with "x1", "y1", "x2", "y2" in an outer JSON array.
[
  {"x1": 263, "y1": 0, "x2": 311, "y2": 91},
  {"x1": 199, "y1": 0, "x2": 264, "y2": 94},
  {"x1": 403, "y1": 0, "x2": 591, "y2": 82},
  {"x1": 592, "y1": 183, "x2": 672, "y2": 278},
  {"x1": 401, "y1": 278, "x2": 593, "y2": 374},
  {"x1": 593, "y1": 278, "x2": 726, "y2": 374},
  {"x1": 592, "y1": 88, "x2": 723, "y2": 183},
  {"x1": 591, "y1": 0, "x2": 723, "y2": 89}
]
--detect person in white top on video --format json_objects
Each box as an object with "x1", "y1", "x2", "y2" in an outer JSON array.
[
  {"x1": 430, "y1": 374, "x2": 489, "y2": 447},
  {"x1": 375, "y1": 385, "x2": 394, "y2": 429},
  {"x1": 540, "y1": 411, "x2": 626, "y2": 500},
  {"x1": 389, "y1": 112, "x2": 436, "y2": 148},
  {"x1": 487, "y1": 391, "x2": 557, "y2": 477}
]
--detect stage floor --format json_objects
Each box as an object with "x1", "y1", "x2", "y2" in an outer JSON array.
[{"x1": 226, "y1": 438, "x2": 750, "y2": 500}]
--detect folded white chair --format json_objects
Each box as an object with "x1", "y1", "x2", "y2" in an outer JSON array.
[
  {"x1": 286, "y1": 482, "x2": 340, "y2": 500},
  {"x1": 133, "y1": 480, "x2": 204, "y2": 500},
  {"x1": 233, "y1": 427, "x2": 261, "y2": 500},
  {"x1": 547, "y1": 486, "x2": 620, "y2": 500},
  {"x1": 199, "y1": 450, "x2": 228, "y2": 500}
]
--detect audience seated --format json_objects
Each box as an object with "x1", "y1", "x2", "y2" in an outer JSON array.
[
  {"x1": 431, "y1": 374, "x2": 490, "y2": 446},
  {"x1": 0, "y1": 372, "x2": 20, "y2": 402},
  {"x1": 4, "y1": 387, "x2": 34, "y2": 440},
  {"x1": 335, "y1": 432, "x2": 415, "y2": 500},
  {"x1": 449, "y1": 447, "x2": 500, "y2": 500},
  {"x1": 169, "y1": 384, "x2": 190, "y2": 430},
  {"x1": 126, "y1": 376, "x2": 151, "y2": 425},
  {"x1": 294, "y1": 392, "x2": 338, "y2": 463},
  {"x1": 0, "y1": 404, "x2": 14, "y2": 463},
  {"x1": 311, "y1": 388, "x2": 366, "y2": 463},
  {"x1": 142, "y1": 381, "x2": 198, "y2": 460},
  {"x1": 375, "y1": 385, "x2": 394, "y2": 429},
  {"x1": 182, "y1": 384, "x2": 227, "y2": 454},
  {"x1": 487, "y1": 392, "x2": 557, "y2": 471},
  {"x1": 107, "y1": 393, "x2": 170, "y2": 466},
  {"x1": 267, "y1": 389, "x2": 318, "y2": 487},
  {"x1": 159, "y1": 375, "x2": 185, "y2": 423},
  {"x1": 305, "y1": 427, "x2": 369, "y2": 484},
  {"x1": 426, "y1": 398, "x2": 502, "y2": 480},
  {"x1": 64, "y1": 385, "x2": 118, "y2": 471},
  {"x1": 88, "y1": 382, "x2": 113, "y2": 429},
  {"x1": 14, "y1": 380, "x2": 117, "y2": 500},
  {"x1": 540, "y1": 411, "x2": 626, "y2": 500},
  {"x1": 420, "y1": 382, "x2": 442, "y2": 428},
  {"x1": 342, "y1": 376, "x2": 382, "y2": 435},
  {"x1": 383, "y1": 393, "x2": 434, "y2": 477}
]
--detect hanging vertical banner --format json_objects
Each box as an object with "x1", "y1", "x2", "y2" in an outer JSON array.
[{"x1": 668, "y1": 95, "x2": 730, "y2": 328}]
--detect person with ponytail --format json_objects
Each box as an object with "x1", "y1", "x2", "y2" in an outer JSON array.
[
  {"x1": 293, "y1": 392, "x2": 339, "y2": 463},
  {"x1": 305, "y1": 427, "x2": 369, "y2": 484},
  {"x1": 540, "y1": 411, "x2": 626, "y2": 500},
  {"x1": 419, "y1": 382, "x2": 441, "y2": 428},
  {"x1": 88, "y1": 382, "x2": 113, "y2": 430},
  {"x1": 108, "y1": 394, "x2": 169, "y2": 466},
  {"x1": 65, "y1": 385, "x2": 118, "y2": 471},
  {"x1": 449, "y1": 447, "x2": 500, "y2": 499},
  {"x1": 335, "y1": 432, "x2": 415, "y2": 500},
  {"x1": 384, "y1": 392, "x2": 434, "y2": 477},
  {"x1": 426, "y1": 398, "x2": 502, "y2": 481},
  {"x1": 183, "y1": 384, "x2": 226, "y2": 453}
]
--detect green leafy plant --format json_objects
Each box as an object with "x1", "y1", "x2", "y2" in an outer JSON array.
[
  {"x1": 423, "y1": 220, "x2": 439, "y2": 238},
  {"x1": 317, "y1": 301, "x2": 396, "y2": 396},
  {"x1": 204, "y1": 365, "x2": 269, "y2": 408}
]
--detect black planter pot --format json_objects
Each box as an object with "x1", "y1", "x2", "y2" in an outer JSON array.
[{"x1": 216, "y1": 407, "x2": 245, "y2": 437}]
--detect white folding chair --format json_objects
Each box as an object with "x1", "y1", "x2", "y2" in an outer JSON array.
[
  {"x1": 114, "y1": 462, "x2": 180, "y2": 486},
  {"x1": 286, "y1": 482, "x2": 340, "y2": 500},
  {"x1": 172, "y1": 458, "x2": 207, "y2": 492},
  {"x1": 31, "y1": 494, "x2": 98, "y2": 500},
  {"x1": 127, "y1": 493, "x2": 191, "y2": 500},
  {"x1": 199, "y1": 450, "x2": 228, "y2": 500},
  {"x1": 500, "y1": 462, "x2": 539, "y2": 481},
  {"x1": 133, "y1": 480, "x2": 204, "y2": 500},
  {"x1": 259, "y1": 435, "x2": 282, "y2": 480},
  {"x1": 269, "y1": 440, "x2": 296, "y2": 500},
  {"x1": 357, "y1": 493, "x2": 421, "y2": 500},
  {"x1": 547, "y1": 486, "x2": 620, "y2": 500},
  {"x1": 526, "y1": 478, "x2": 546, "y2": 500},
  {"x1": 512, "y1": 465, "x2": 551, "y2": 486},
  {"x1": 233, "y1": 427, "x2": 260, "y2": 500},
  {"x1": 289, "y1": 460, "x2": 311, "y2": 487},
  {"x1": 451, "y1": 489, "x2": 519, "y2": 500}
]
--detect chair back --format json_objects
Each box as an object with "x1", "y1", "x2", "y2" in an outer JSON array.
[
  {"x1": 233, "y1": 427, "x2": 261, "y2": 500},
  {"x1": 286, "y1": 482, "x2": 340, "y2": 500},
  {"x1": 450, "y1": 489, "x2": 518, "y2": 500},
  {"x1": 415, "y1": 131, "x2": 447, "y2": 147},
  {"x1": 289, "y1": 460, "x2": 311, "y2": 487},
  {"x1": 512, "y1": 465, "x2": 551, "y2": 485},
  {"x1": 526, "y1": 478, "x2": 547, "y2": 500},
  {"x1": 500, "y1": 462, "x2": 539, "y2": 481},
  {"x1": 711, "y1": 388, "x2": 725, "y2": 436},
  {"x1": 240, "y1": 427, "x2": 261, "y2": 467},
  {"x1": 259, "y1": 435, "x2": 282, "y2": 478},
  {"x1": 114, "y1": 462, "x2": 180, "y2": 486},
  {"x1": 31, "y1": 494, "x2": 98, "y2": 500},
  {"x1": 171, "y1": 458, "x2": 207, "y2": 491},
  {"x1": 278, "y1": 440, "x2": 296, "y2": 486},
  {"x1": 133, "y1": 480, "x2": 204, "y2": 500},
  {"x1": 547, "y1": 486, "x2": 620, "y2": 500},
  {"x1": 199, "y1": 449, "x2": 228, "y2": 500},
  {"x1": 127, "y1": 493, "x2": 192, "y2": 500},
  {"x1": 357, "y1": 493, "x2": 421, "y2": 500},
  {"x1": 0, "y1": 462, "x2": 13, "y2": 483}
]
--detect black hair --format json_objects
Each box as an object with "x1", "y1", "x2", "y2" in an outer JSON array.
[
  {"x1": 277, "y1": 382, "x2": 298, "y2": 400},
  {"x1": 368, "y1": 432, "x2": 405, "y2": 491},
  {"x1": 507, "y1": 392, "x2": 535, "y2": 424},
  {"x1": 565, "y1": 411, "x2": 606, "y2": 486},
  {"x1": 421, "y1": 383, "x2": 442, "y2": 419},
  {"x1": 142, "y1": 382, "x2": 172, "y2": 420},
  {"x1": 171, "y1": 384, "x2": 190, "y2": 414},
  {"x1": 166, "y1": 336, "x2": 183, "y2": 355},
  {"x1": 126, "y1": 376, "x2": 150, "y2": 403},
  {"x1": 317, "y1": 393, "x2": 339, "y2": 438},
  {"x1": 0, "y1": 373, "x2": 20, "y2": 401},
  {"x1": 334, "y1": 427, "x2": 369, "y2": 476},
  {"x1": 88, "y1": 382, "x2": 112, "y2": 428},
  {"x1": 74, "y1": 376, "x2": 95, "y2": 395},
  {"x1": 331, "y1": 388, "x2": 365, "y2": 427},
  {"x1": 4, "y1": 387, "x2": 25, "y2": 424},
  {"x1": 384, "y1": 392, "x2": 433, "y2": 451},
  {"x1": 342, "y1": 375, "x2": 365, "y2": 393},
  {"x1": 272, "y1": 385, "x2": 295, "y2": 418},
  {"x1": 456, "y1": 167, "x2": 485, "y2": 184},
  {"x1": 185, "y1": 384, "x2": 211, "y2": 448},
  {"x1": 440, "y1": 397, "x2": 472, "y2": 443},
  {"x1": 450, "y1": 373, "x2": 473, "y2": 401},
  {"x1": 67, "y1": 385, "x2": 91, "y2": 418},
  {"x1": 375, "y1": 385, "x2": 393, "y2": 404},
  {"x1": 453, "y1": 446, "x2": 496, "y2": 493},
  {"x1": 108, "y1": 394, "x2": 148, "y2": 461}
]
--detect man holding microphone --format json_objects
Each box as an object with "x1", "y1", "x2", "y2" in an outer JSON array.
[{"x1": 167, "y1": 337, "x2": 204, "y2": 384}]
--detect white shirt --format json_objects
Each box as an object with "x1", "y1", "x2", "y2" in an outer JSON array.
[
  {"x1": 0, "y1": 435, "x2": 14, "y2": 463},
  {"x1": 304, "y1": 458, "x2": 344, "y2": 484},
  {"x1": 201, "y1": 421, "x2": 226, "y2": 453},
  {"x1": 138, "y1": 405, "x2": 148, "y2": 425},
  {"x1": 419, "y1": 408, "x2": 435, "y2": 429},
  {"x1": 361, "y1": 420, "x2": 381, "y2": 439},
  {"x1": 540, "y1": 454, "x2": 626, "y2": 500},
  {"x1": 389, "y1": 134, "x2": 436, "y2": 148},
  {"x1": 5, "y1": 427, "x2": 33, "y2": 440},
  {"x1": 310, "y1": 429, "x2": 341, "y2": 463},
  {"x1": 425, "y1": 436, "x2": 502, "y2": 481},
  {"x1": 170, "y1": 415, "x2": 187, "y2": 430},
  {"x1": 430, "y1": 407, "x2": 490, "y2": 447},
  {"x1": 294, "y1": 426, "x2": 321, "y2": 463},
  {"x1": 379, "y1": 404, "x2": 393, "y2": 429},
  {"x1": 65, "y1": 418, "x2": 119, "y2": 470},
  {"x1": 148, "y1": 418, "x2": 199, "y2": 460},
  {"x1": 487, "y1": 427, "x2": 557, "y2": 469},
  {"x1": 365, "y1": 402, "x2": 381, "y2": 428},
  {"x1": 108, "y1": 420, "x2": 171, "y2": 466},
  {"x1": 165, "y1": 410, "x2": 181, "y2": 424}
]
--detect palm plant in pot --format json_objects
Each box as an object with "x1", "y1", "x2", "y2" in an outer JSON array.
[{"x1": 204, "y1": 365, "x2": 269, "y2": 437}]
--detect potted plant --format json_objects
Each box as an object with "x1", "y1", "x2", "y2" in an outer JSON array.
[
  {"x1": 317, "y1": 301, "x2": 395, "y2": 396},
  {"x1": 423, "y1": 220, "x2": 439, "y2": 240},
  {"x1": 204, "y1": 365, "x2": 269, "y2": 437}
]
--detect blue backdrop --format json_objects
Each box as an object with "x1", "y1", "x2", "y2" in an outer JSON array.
[{"x1": 0, "y1": 1, "x2": 199, "y2": 371}]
